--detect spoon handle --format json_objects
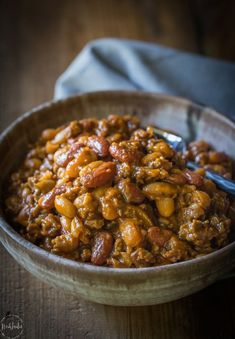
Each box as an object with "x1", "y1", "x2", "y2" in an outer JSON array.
[{"x1": 187, "y1": 161, "x2": 235, "y2": 197}]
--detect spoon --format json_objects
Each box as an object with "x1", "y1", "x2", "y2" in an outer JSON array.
[{"x1": 153, "y1": 127, "x2": 235, "y2": 197}]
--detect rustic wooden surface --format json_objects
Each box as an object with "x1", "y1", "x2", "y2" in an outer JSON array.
[{"x1": 0, "y1": 0, "x2": 235, "y2": 338}]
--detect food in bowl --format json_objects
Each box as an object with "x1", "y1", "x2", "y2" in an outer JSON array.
[{"x1": 4, "y1": 114, "x2": 233, "y2": 268}]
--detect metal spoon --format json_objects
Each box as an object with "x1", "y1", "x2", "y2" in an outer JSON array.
[{"x1": 153, "y1": 127, "x2": 235, "y2": 197}]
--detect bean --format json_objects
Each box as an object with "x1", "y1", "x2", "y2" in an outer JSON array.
[
  {"x1": 119, "y1": 219, "x2": 142, "y2": 247},
  {"x1": 71, "y1": 216, "x2": 83, "y2": 238},
  {"x1": 74, "y1": 192, "x2": 98, "y2": 212},
  {"x1": 64, "y1": 158, "x2": 81, "y2": 178},
  {"x1": 24, "y1": 158, "x2": 41, "y2": 169},
  {"x1": 87, "y1": 135, "x2": 110, "y2": 157},
  {"x1": 35, "y1": 179, "x2": 55, "y2": 193},
  {"x1": 56, "y1": 168, "x2": 66, "y2": 181},
  {"x1": 54, "y1": 148, "x2": 71, "y2": 167},
  {"x1": 55, "y1": 183, "x2": 67, "y2": 195},
  {"x1": 109, "y1": 142, "x2": 143, "y2": 163},
  {"x1": 91, "y1": 231, "x2": 113, "y2": 265},
  {"x1": 126, "y1": 115, "x2": 140, "y2": 132},
  {"x1": 101, "y1": 199, "x2": 119, "y2": 220},
  {"x1": 38, "y1": 191, "x2": 55, "y2": 209},
  {"x1": 53, "y1": 126, "x2": 72, "y2": 144},
  {"x1": 67, "y1": 139, "x2": 86, "y2": 155},
  {"x1": 141, "y1": 152, "x2": 162, "y2": 165},
  {"x1": 143, "y1": 182, "x2": 178, "y2": 200},
  {"x1": 192, "y1": 190, "x2": 211, "y2": 209},
  {"x1": 100, "y1": 187, "x2": 123, "y2": 220},
  {"x1": 183, "y1": 169, "x2": 204, "y2": 187},
  {"x1": 53, "y1": 121, "x2": 80, "y2": 145},
  {"x1": 195, "y1": 168, "x2": 205, "y2": 176},
  {"x1": 118, "y1": 179, "x2": 145, "y2": 204},
  {"x1": 60, "y1": 216, "x2": 72, "y2": 233},
  {"x1": 93, "y1": 186, "x2": 108, "y2": 199},
  {"x1": 107, "y1": 114, "x2": 127, "y2": 131},
  {"x1": 80, "y1": 161, "x2": 116, "y2": 188},
  {"x1": 165, "y1": 173, "x2": 187, "y2": 185},
  {"x1": 41, "y1": 128, "x2": 57, "y2": 141},
  {"x1": 107, "y1": 132, "x2": 123, "y2": 143},
  {"x1": 38, "y1": 184, "x2": 66, "y2": 209},
  {"x1": 152, "y1": 141, "x2": 174, "y2": 158},
  {"x1": 54, "y1": 142, "x2": 86, "y2": 168},
  {"x1": 131, "y1": 128, "x2": 148, "y2": 140},
  {"x1": 65, "y1": 148, "x2": 97, "y2": 178},
  {"x1": 202, "y1": 178, "x2": 217, "y2": 195},
  {"x1": 189, "y1": 140, "x2": 210, "y2": 155},
  {"x1": 45, "y1": 141, "x2": 59, "y2": 154},
  {"x1": 134, "y1": 167, "x2": 168, "y2": 183},
  {"x1": 147, "y1": 226, "x2": 172, "y2": 247},
  {"x1": 55, "y1": 196, "x2": 77, "y2": 218},
  {"x1": 156, "y1": 198, "x2": 175, "y2": 217},
  {"x1": 208, "y1": 151, "x2": 229, "y2": 164},
  {"x1": 195, "y1": 152, "x2": 209, "y2": 165},
  {"x1": 75, "y1": 147, "x2": 97, "y2": 166},
  {"x1": 69, "y1": 121, "x2": 81, "y2": 136},
  {"x1": 80, "y1": 118, "x2": 98, "y2": 132}
]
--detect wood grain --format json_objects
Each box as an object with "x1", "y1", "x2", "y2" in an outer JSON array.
[
  {"x1": 0, "y1": 0, "x2": 235, "y2": 338},
  {"x1": 189, "y1": 0, "x2": 235, "y2": 59}
]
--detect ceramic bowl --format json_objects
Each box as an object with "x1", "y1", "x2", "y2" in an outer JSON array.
[{"x1": 0, "y1": 91, "x2": 234, "y2": 306}]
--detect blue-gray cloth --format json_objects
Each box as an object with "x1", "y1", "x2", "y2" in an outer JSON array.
[{"x1": 54, "y1": 38, "x2": 235, "y2": 120}]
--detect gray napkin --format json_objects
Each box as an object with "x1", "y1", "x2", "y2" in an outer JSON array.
[{"x1": 55, "y1": 38, "x2": 235, "y2": 120}]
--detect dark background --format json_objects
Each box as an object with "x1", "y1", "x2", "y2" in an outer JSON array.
[{"x1": 0, "y1": 1, "x2": 235, "y2": 338}]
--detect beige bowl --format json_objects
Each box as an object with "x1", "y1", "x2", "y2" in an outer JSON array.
[{"x1": 0, "y1": 91, "x2": 234, "y2": 306}]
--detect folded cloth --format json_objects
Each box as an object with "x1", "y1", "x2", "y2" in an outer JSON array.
[{"x1": 54, "y1": 38, "x2": 235, "y2": 119}]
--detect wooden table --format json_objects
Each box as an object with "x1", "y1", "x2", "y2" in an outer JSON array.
[{"x1": 1, "y1": 1, "x2": 235, "y2": 338}]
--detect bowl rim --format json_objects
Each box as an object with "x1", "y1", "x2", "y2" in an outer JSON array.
[{"x1": 0, "y1": 90, "x2": 235, "y2": 276}]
